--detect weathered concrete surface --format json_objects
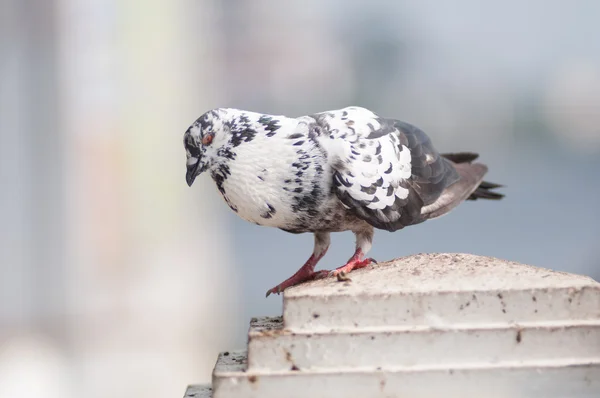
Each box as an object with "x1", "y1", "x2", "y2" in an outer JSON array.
[
  {"x1": 184, "y1": 384, "x2": 212, "y2": 398},
  {"x1": 247, "y1": 316, "x2": 600, "y2": 371},
  {"x1": 185, "y1": 253, "x2": 600, "y2": 397},
  {"x1": 283, "y1": 253, "x2": 600, "y2": 331},
  {"x1": 212, "y1": 350, "x2": 600, "y2": 398}
]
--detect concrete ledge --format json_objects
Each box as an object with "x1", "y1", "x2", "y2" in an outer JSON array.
[
  {"x1": 247, "y1": 316, "x2": 600, "y2": 371},
  {"x1": 212, "y1": 351, "x2": 600, "y2": 398},
  {"x1": 185, "y1": 254, "x2": 600, "y2": 397},
  {"x1": 184, "y1": 384, "x2": 212, "y2": 398},
  {"x1": 283, "y1": 253, "x2": 600, "y2": 331}
]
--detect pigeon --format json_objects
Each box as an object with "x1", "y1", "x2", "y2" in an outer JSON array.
[{"x1": 183, "y1": 106, "x2": 503, "y2": 297}]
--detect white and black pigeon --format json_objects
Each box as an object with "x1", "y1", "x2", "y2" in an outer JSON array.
[{"x1": 183, "y1": 106, "x2": 503, "y2": 297}]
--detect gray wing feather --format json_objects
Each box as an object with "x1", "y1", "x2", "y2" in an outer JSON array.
[
  {"x1": 330, "y1": 115, "x2": 465, "y2": 231},
  {"x1": 421, "y1": 162, "x2": 488, "y2": 219},
  {"x1": 394, "y1": 120, "x2": 460, "y2": 205}
]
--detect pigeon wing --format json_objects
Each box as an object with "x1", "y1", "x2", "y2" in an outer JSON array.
[{"x1": 316, "y1": 107, "x2": 460, "y2": 231}]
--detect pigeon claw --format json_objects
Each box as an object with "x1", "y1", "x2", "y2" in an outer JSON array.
[
  {"x1": 265, "y1": 270, "x2": 329, "y2": 298},
  {"x1": 265, "y1": 287, "x2": 281, "y2": 298},
  {"x1": 336, "y1": 271, "x2": 352, "y2": 282},
  {"x1": 329, "y1": 257, "x2": 374, "y2": 278}
]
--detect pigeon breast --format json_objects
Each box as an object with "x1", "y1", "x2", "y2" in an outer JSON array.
[{"x1": 210, "y1": 111, "x2": 333, "y2": 231}]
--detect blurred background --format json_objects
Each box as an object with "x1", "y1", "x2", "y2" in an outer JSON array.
[{"x1": 1, "y1": 0, "x2": 599, "y2": 397}]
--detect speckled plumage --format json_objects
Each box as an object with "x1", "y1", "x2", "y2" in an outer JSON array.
[{"x1": 184, "y1": 106, "x2": 503, "y2": 296}]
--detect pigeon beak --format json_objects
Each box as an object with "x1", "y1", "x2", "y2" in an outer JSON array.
[
  {"x1": 186, "y1": 161, "x2": 200, "y2": 187},
  {"x1": 186, "y1": 167, "x2": 197, "y2": 187}
]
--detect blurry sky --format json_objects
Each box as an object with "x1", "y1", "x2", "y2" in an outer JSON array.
[{"x1": 1, "y1": 0, "x2": 599, "y2": 397}]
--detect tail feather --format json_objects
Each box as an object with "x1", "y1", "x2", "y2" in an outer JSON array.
[
  {"x1": 421, "y1": 153, "x2": 504, "y2": 220},
  {"x1": 421, "y1": 162, "x2": 488, "y2": 219},
  {"x1": 440, "y1": 152, "x2": 479, "y2": 163},
  {"x1": 478, "y1": 180, "x2": 504, "y2": 190},
  {"x1": 468, "y1": 183, "x2": 505, "y2": 200},
  {"x1": 441, "y1": 152, "x2": 505, "y2": 202}
]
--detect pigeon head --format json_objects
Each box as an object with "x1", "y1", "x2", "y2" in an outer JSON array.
[{"x1": 183, "y1": 109, "x2": 231, "y2": 187}]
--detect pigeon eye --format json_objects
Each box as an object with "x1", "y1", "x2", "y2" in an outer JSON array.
[{"x1": 202, "y1": 134, "x2": 213, "y2": 146}]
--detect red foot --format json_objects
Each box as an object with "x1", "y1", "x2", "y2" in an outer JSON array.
[
  {"x1": 330, "y1": 257, "x2": 375, "y2": 277},
  {"x1": 265, "y1": 269, "x2": 329, "y2": 297},
  {"x1": 265, "y1": 249, "x2": 377, "y2": 297},
  {"x1": 266, "y1": 253, "x2": 328, "y2": 297}
]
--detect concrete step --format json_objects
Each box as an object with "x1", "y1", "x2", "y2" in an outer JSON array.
[
  {"x1": 212, "y1": 350, "x2": 600, "y2": 398},
  {"x1": 247, "y1": 316, "x2": 600, "y2": 371},
  {"x1": 282, "y1": 253, "x2": 600, "y2": 331},
  {"x1": 184, "y1": 384, "x2": 212, "y2": 398}
]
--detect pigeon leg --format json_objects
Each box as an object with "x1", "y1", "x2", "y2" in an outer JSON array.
[
  {"x1": 266, "y1": 232, "x2": 330, "y2": 297},
  {"x1": 330, "y1": 228, "x2": 375, "y2": 277}
]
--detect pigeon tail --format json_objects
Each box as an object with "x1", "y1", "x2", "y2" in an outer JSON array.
[
  {"x1": 420, "y1": 153, "x2": 504, "y2": 220},
  {"x1": 467, "y1": 180, "x2": 505, "y2": 201},
  {"x1": 440, "y1": 152, "x2": 504, "y2": 201}
]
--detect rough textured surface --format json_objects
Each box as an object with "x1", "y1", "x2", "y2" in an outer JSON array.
[
  {"x1": 213, "y1": 350, "x2": 247, "y2": 374},
  {"x1": 185, "y1": 254, "x2": 600, "y2": 397},
  {"x1": 212, "y1": 350, "x2": 600, "y2": 398},
  {"x1": 247, "y1": 316, "x2": 600, "y2": 372},
  {"x1": 285, "y1": 253, "x2": 598, "y2": 296},
  {"x1": 184, "y1": 384, "x2": 212, "y2": 398},
  {"x1": 283, "y1": 253, "x2": 600, "y2": 330}
]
